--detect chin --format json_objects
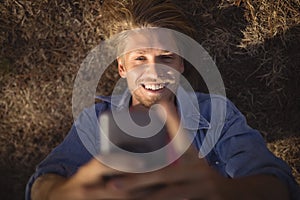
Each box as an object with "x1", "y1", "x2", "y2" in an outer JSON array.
[
  {"x1": 140, "y1": 99, "x2": 161, "y2": 108},
  {"x1": 136, "y1": 95, "x2": 174, "y2": 108}
]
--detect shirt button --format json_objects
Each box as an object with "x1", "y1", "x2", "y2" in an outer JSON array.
[{"x1": 215, "y1": 161, "x2": 220, "y2": 165}]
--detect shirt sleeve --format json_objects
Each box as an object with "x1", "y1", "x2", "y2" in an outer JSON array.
[
  {"x1": 215, "y1": 99, "x2": 300, "y2": 200},
  {"x1": 25, "y1": 103, "x2": 106, "y2": 200}
]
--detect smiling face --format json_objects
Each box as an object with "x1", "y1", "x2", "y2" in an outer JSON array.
[{"x1": 118, "y1": 47, "x2": 184, "y2": 108}]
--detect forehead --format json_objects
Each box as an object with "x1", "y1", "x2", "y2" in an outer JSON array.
[{"x1": 119, "y1": 28, "x2": 179, "y2": 56}]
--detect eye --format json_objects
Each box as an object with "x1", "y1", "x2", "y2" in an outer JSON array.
[
  {"x1": 135, "y1": 56, "x2": 146, "y2": 61},
  {"x1": 161, "y1": 55, "x2": 173, "y2": 59},
  {"x1": 160, "y1": 55, "x2": 174, "y2": 62}
]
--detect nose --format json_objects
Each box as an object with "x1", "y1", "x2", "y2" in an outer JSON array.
[{"x1": 145, "y1": 64, "x2": 161, "y2": 79}]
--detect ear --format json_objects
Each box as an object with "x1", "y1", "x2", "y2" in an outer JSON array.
[{"x1": 117, "y1": 57, "x2": 127, "y2": 78}]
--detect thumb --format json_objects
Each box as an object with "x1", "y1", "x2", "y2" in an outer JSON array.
[
  {"x1": 74, "y1": 158, "x2": 118, "y2": 185},
  {"x1": 153, "y1": 102, "x2": 195, "y2": 157}
]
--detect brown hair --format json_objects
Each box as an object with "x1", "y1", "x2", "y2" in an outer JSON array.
[
  {"x1": 102, "y1": 0, "x2": 205, "y2": 92},
  {"x1": 104, "y1": 0, "x2": 195, "y2": 39}
]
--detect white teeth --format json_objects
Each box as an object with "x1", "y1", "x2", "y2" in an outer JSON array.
[{"x1": 144, "y1": 84, "x2": 165, "y2": 90}]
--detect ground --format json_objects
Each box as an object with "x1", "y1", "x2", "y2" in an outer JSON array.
[{"x1": 0, "y1": 0, "x2": 299, "y2": 199}]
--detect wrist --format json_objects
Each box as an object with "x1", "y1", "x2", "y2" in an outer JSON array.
[
  {"x1": 31, "y1": 174, "x2": 67, "y2": 200},
  {"x1": 47, "y1": 179, "x2": 66, "y2": 200}
]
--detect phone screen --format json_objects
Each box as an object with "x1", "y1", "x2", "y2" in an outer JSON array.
[{"x1": 99, "y1": 109, "x2": 168, "y2": 154}]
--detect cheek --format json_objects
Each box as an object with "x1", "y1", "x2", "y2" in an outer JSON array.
[
  {"x1": 126, "y1": 69, "x2": 144, "y2": 91},
  {"x1": 174, "y1": 61, "x2": 184, "y2": 73},
  {"x1": 165, "y1": 67, "x2": 181, "y2": 81}
]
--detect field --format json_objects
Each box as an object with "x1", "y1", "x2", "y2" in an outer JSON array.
[{"x1": 0, "y1": 0, "x2": 299, "y2": 199}]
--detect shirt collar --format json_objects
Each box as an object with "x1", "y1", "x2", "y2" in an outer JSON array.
[{"x1": 96, "y1": 87, "x2": 211, "y2": 130}]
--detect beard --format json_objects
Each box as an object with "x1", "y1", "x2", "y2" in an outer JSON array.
[{"x1": 131, "y1": 86, "x2": 177, "y2": 108}]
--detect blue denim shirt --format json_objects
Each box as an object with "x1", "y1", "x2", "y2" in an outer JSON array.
[{"x1": 25, "y1": 89, "x2": 300, "y2": 199}]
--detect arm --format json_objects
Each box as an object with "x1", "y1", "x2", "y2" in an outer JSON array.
[
  {"x1": 30, "y1": 159, "x2": 130, "y2": 200},
  {"x1": 31, "y1": 174, "x2": 66, "y2": 200},
  {"x1": 28, "y1": 103, "x2": 153, "y2": 200},
  {"x1": 221, "y1": 174, "x2": 289, "y2": 200},
  {"x1": 215, "y1": 98, "x2": 298, "y2": 199},
  {"x1": 26, "y1": 103, "x2": 118, "y2": 200}
]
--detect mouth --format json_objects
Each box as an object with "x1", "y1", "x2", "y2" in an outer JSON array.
[{"x1": 140, "y1": 83, "x2": 167, "y2": 92}]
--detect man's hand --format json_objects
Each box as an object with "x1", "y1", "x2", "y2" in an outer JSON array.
[
  {"x1": 31, "y1": 158, "x2": 136, "y2": 200},
  {"x1": 102, "y1": 101, "x2": 289, "y2": 200},
  {"x1": 105, "y1": 150, "x2": 228, "y2": 200},
  {"x1": 103, "y1": 100, "x2": 229, "y2": 199}
]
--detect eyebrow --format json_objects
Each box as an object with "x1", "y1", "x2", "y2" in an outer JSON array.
[
  {"x1": 160, "y1": 50, "x2": 173, "y2": 54},
  {"x1": 129, "y1": 49, "x2": 174, "y2": 55},
  {"x1": 132, "y1": 50, "x2": 146, "y2": 54}
]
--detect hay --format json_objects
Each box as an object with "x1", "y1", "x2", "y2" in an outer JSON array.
[
  {"x1": 0, "y1": 0, "x2": 299, "y2": 199},
  {"x1": 268, "y1": 136, "x2": 300, "y2": 184},
  {"x1": 220, "y1": 0, "x2": 300, "y2": 49}
]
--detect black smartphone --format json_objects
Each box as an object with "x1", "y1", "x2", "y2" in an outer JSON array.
[
  {"x1": 98, "y1": 109, "x2": 173, "y2": 194},
  {"x1": 99, "y1": 110, "x2": 169, "y2": 169},
  {"x1": 98, "y1": 109, "x2": 169, "y2": 167}
]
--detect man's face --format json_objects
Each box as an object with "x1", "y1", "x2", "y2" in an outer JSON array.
[{"x1": 118, "y1": 47, "x2": 184, "y2": 107}]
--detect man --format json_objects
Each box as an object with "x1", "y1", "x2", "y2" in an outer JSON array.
[{"x1": 26, "y1": 0, "x2": 299, "y2": 199}]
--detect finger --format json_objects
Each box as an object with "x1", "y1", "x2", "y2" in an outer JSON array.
[
  {"x1": 82, "y1": 185, "x2": 132, "y2": 200},
  {"x1": 126, "y1": 183, "x2": 168, "y2": 199},
  {"x1": 143, "y1": 181, "x2": 207, "y2": 200},
  {"x1": 74, "y1": 158, "x2": 121, "y2": 185},
  {"x1": 99, "y1": 152, "x2": 148, "y2": 172},
  {"x1": 155, "y1": 102, "x2": 198, "y2": 158},
  {"x1": 106, "y1": 161, "x2": 207, "y2": 192}
]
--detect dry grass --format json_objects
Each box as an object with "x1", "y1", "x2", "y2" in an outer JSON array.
[
  {"x1": 220, "y1": 0, "x2": 300, "y2": 49},
  {"x1": 0, "y1": 0, "x2": 299, "y2": 199},
  {"x1": 268, "y1": 136, "x2": 300, "y2": 184}
]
